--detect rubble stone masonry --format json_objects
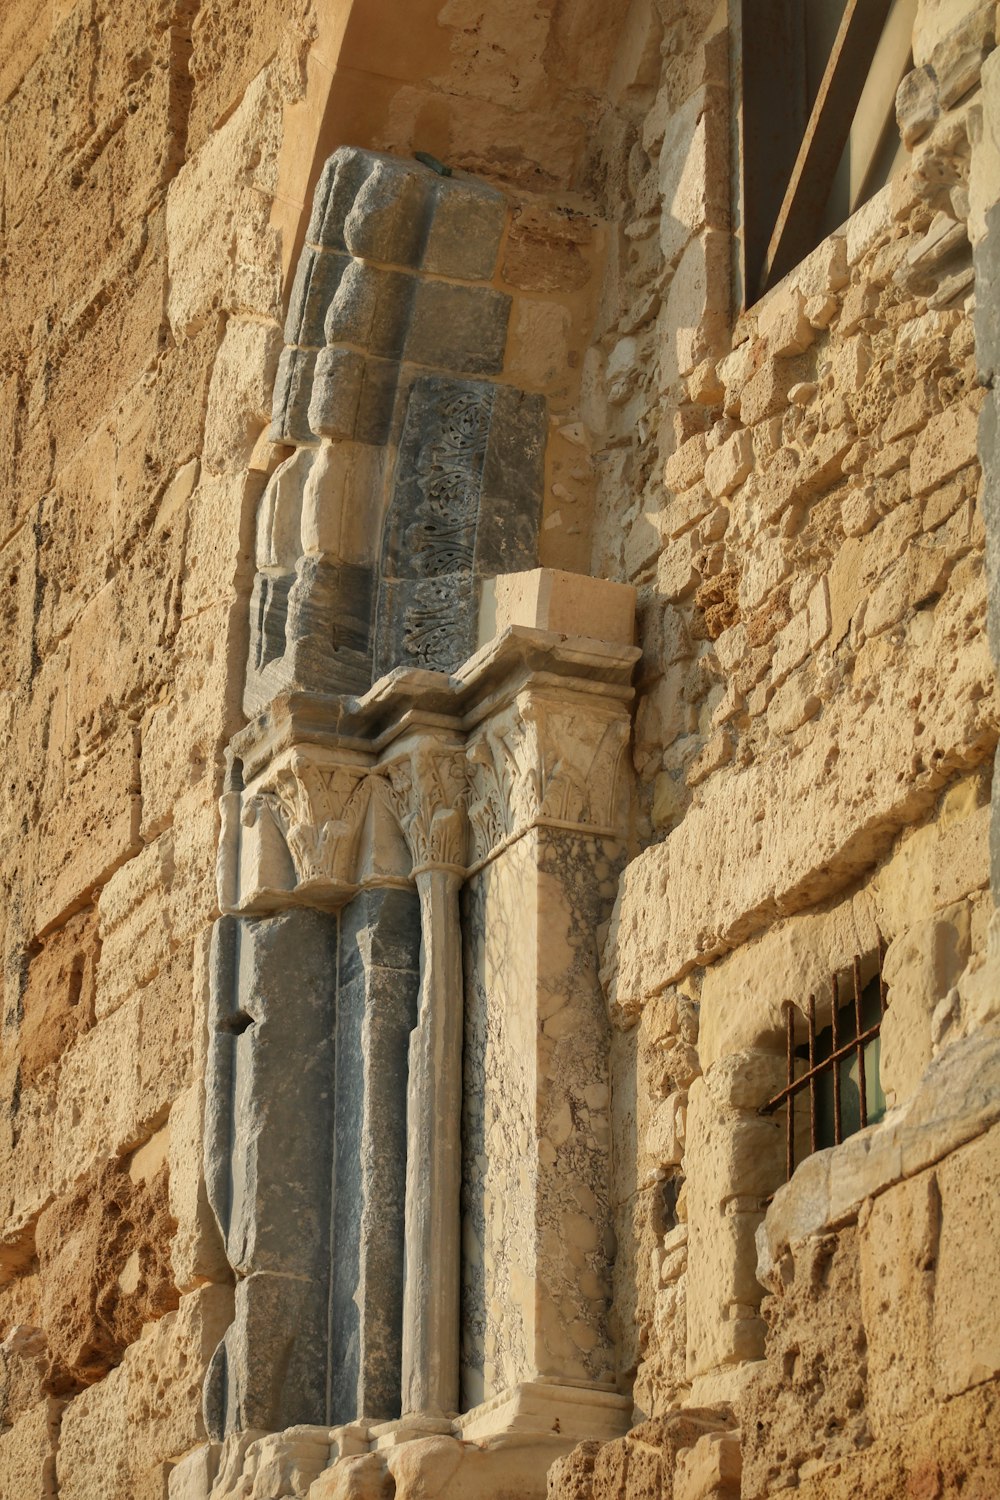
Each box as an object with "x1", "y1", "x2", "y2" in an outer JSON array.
[{"x1": 0, "y1": 0, "x2": 998, "y2": 1497}]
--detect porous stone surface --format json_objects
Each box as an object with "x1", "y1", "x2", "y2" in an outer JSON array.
[{"x1": 2, "y1": 0, "x2": 1000, "y2": 1496}]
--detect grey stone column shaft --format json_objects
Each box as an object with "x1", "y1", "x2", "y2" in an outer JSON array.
[{"x1": 401, "y1": 867, "x2": 464, "y2": 1415}]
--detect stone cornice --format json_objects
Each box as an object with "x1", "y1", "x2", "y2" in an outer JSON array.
[
  {"x1": 220, "y1": 626, "x2": 638, "y2": 911},
  {"x1": 231, "y1": 625, "x2": 639, "y2": 783}
]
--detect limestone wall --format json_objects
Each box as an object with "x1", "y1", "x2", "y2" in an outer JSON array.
[
  {"x1": 0, "y1": 0, "x2": 628, "y2": 1492},
  {"x1": 554, "y1": 0, "x2": 1000, "y2": 1494},
  {"x1": 3, "y1": 0, "x2": 1000, "y2": 1496},
  {"x1": 0, "y1": 0, "x2": 297, "y2": 1492}
]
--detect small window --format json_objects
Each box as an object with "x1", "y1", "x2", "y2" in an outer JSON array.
[
  {"x1": 731, "y1": 0, "x2": 918, "y2": 306},
  {"x1": 761, "y1": 945, "x2": 888, "y2": 1181}
]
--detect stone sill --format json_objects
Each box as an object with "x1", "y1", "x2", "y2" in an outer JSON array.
[{"x1": 757, "y1": 1020, "x2": 1000, "y2": 1285}]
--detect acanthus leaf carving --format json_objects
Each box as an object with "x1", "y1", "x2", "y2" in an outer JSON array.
[
  {"x1": 253, "y1": 750, "x2": 371, "y2": 892},
  {"x1": 466, "y1": 698, "x2": 631, "y2": 867},
  {"x1": 374, "y1": 739, "x2": 470, "y2": 875}
]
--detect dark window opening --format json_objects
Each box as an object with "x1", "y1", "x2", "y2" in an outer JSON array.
[
  {"x1": 731, "y1": 0, "x2": 917, "y2": 306},
  {"x1": 761, "y1": 943, "x2": 888, "y2": 1182}
]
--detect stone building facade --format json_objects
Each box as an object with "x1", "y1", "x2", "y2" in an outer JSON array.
[{"x1": 1, "y1": 0, "x2": 999, "y2": 1497}]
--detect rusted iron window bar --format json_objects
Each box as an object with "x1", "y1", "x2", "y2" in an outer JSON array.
[{"x1": 761, "y1": 938, "x2": 888, "y2": 1181}]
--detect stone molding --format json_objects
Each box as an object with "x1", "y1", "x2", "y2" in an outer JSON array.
[{"x1": 219, "y1": 626, "x2": 639, "y2": 913}]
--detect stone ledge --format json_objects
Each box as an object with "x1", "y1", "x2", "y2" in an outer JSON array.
[{"x1": 757, "y1": 1022, "x2": 1000, "y2": 1284}]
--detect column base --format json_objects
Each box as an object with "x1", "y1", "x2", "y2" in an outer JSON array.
[
  {"x1": 171, "y1": 1384, "x2": 631, "y2": 1499},
  {"x1": 454, "y1": 1379, "x2": 631, "y2": 1444}
]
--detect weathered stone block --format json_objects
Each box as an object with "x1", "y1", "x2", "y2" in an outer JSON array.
[
  {"x1": 184, "y1": 0, "x2": 305, "y2": 156},
  {"x1": 881, "y1": 907, "x2": 971, "y2": 1104},
  {"x1": 704, "y1": 429, "x2": 753, "y2": 500},
  {"x1": 737, "y1": 356, "x2": 807, "y2": 427},
  {"x1": 270, "y1": 345, "x2": 320, "y2": 446},
  {"x1": 674, "y1": 1429, "x2": 741, "y2": 1500},
  {"x1": 36, "y1": 1155, "x2": 179, "y2": 1388},
  {"x1": 204, "y1": 317, "x2": 283, "y2": 476},
  {"x1": 424, "y1": 177, "x2": 507, "y2": 281},
  {"x1": 18, "y1": 905, "x2": 99, "y2": 1088},
  {"x1": 741, "y1": 1228, "x2": 868, "y2": 1499},
  {"x1": 308, "y1": 347, "x2": 398, "y2": 445},
  {"x1": 930, "y1": 1123, "x2": 1000, "y2": 1400},
  {"x1": 169, "y1": 1084, "x2": 231, "y2": 1294},
  {"x1": 480, "y1": 568, "x2": 635, "y2": 646},
  {"x1": 57, "y1": 1286, "x2": 233, "y2": 1500},
  {"x1": 205, "y1": 1271, "x2": 330, "y2": 1436},
  {"x1": 342, "y1": 156, "x2": 433, "y2": 267},
  {"x1": 406, "y1": 281, "x2": 511, "y2": 375},
  {"x1": 167, "y1": 1444, "x2": 220, "y2": 1500},
  {"x1": 897, "y1": 65, "x2": 940, "y2": 147},
  {"x1": 285, "y1": 247, "x2": 351, "y2": 349},
  {"x1": 376, "y1": 574, "x2": 478, "y2": 677},
  {"x1": 167, "y1": 66, "x2": 284, "y2": 333},
  {"x1": 96, "y1": 837, "x2": 173, "y2": 1021},
  {"x1": 305, "y1": 150, "x2": 374, "y2": 252},
  {"x1": 324, "y1": 261, "x2": 416, "y2": 360},
  {"x1": 0, "y1": 1398, "x2": 62, "y2": 1500},
  {"x1": 859, "y1": 1168, "x2": 939, "y2": 1435},
  {"x1": 910, "y1": 402, "x2": 980, "y2": 496},
  {"x1": 209, "y1": 909, "x2": 338, "y2": 1276},
  {"x1": 284, "y1": 554, "x2": 374, "y2": 695}
]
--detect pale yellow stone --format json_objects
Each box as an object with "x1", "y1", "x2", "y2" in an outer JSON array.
[
  {"x1": 480, "y1": 568, "x2": 636, "y2": 646},
  {"x1": 57, "y1": 1287, "x2": 234, "y2": 1500}
]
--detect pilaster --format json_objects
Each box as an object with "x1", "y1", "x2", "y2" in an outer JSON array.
[{"x1": 205, "y1": 579, "x2": 640, "y2": 1445}]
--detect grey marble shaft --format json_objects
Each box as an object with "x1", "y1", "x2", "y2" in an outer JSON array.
[{"x1": 401, "y1": 867, "x2": 464, "y2": 1415}]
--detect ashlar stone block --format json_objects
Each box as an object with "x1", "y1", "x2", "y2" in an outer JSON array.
[
  {"x1": 422, "y1": 177, "x2": 507, "y2": 281},
  {"x1": 406, "y1": 281, "x2": 511, "y2": 375},
  {"x1": 324, "y1": 261, "x2": 417, "y2": 361},
  {"x1": 308, "y1": 347, "x2": 398, "y2": 446}
]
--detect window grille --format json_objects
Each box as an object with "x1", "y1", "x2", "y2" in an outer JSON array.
[{"x1": 761, "y1": 940, "x2": 888, "y2": 1181}]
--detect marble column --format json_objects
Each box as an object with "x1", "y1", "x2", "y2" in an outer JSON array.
[
  {"x1": 377, "y1": 737, "x2": 469, "y2": 1416},
  {"x1": 330, "y1": 886, "x2": 422, "y2": 1424},
  {"x1": 401, "y1": 866, "x2": 465, "y2": 1415}
]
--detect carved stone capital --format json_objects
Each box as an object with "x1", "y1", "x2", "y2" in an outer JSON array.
[
  {"x1": 374, "y1": 738, "x2": 470, "y2": 877},
  {"x1": 255, "y1": 748, "x2": 371, "y2": 891},
  {"x1": 221, "y1": 746, "x2": 375, "y2": 911},
  {"x1": 466, "y1": 691, "x2": 632, "y2": 869}
]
